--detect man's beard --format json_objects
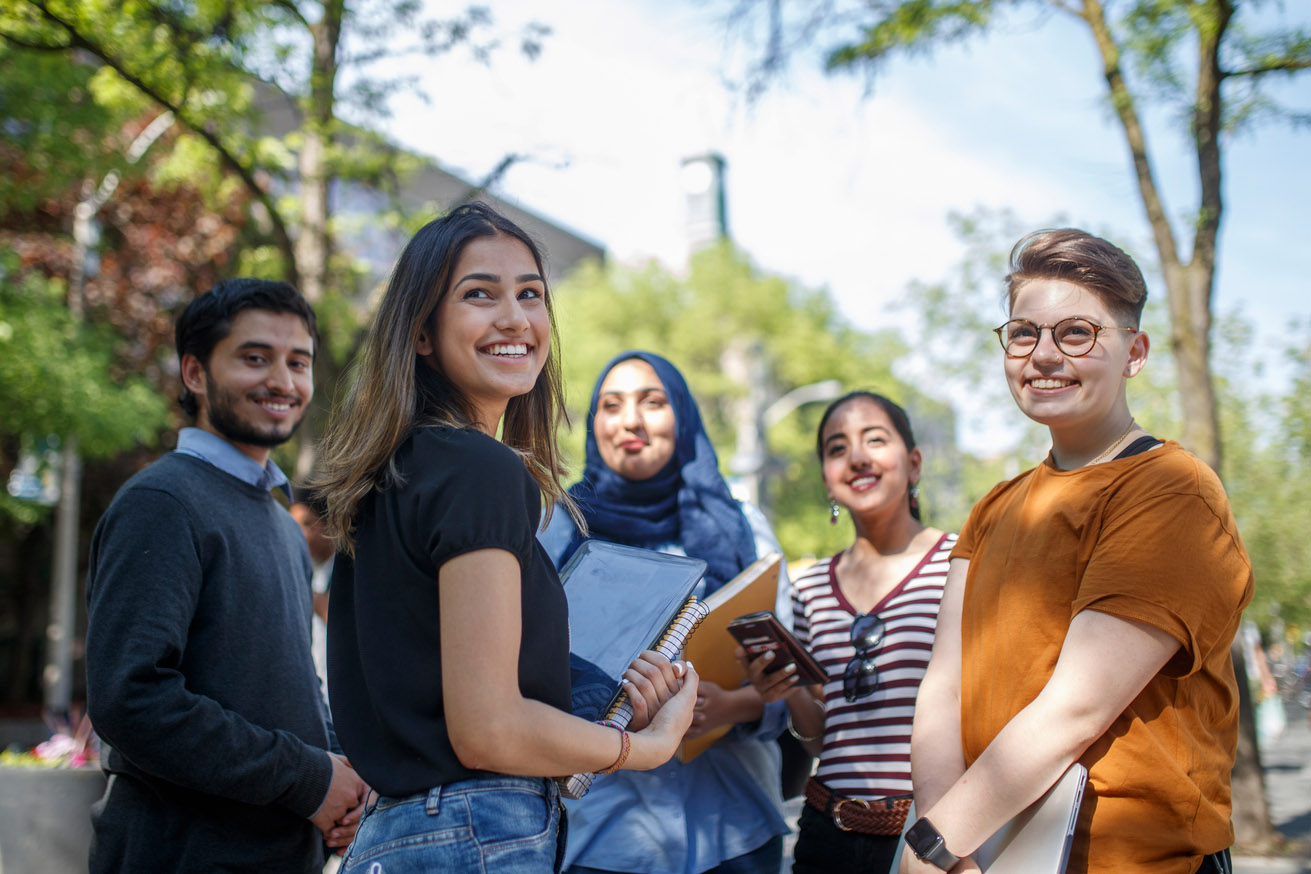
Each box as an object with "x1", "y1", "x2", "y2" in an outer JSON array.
[{"x1": 203, "y1": 374, "x2": 304, "y2": 449}]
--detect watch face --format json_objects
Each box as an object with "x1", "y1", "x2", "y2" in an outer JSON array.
[{"x1": 906, "y1": 817, "x2": 941, "y2": 853}]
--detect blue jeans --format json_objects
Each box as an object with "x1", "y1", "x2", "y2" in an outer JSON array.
[
  {"x1": 567, "y1": 833, "x2": 783, "y2": 874},
  {"x1": 341, "y1": 775, "x2": 563, "y2": 874}
]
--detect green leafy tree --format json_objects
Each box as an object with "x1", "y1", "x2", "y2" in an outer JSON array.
[
  {"x1": 0, "y1": 0, "x2": 544, "y2": 297},
  {"x1": 0, "y1": 262, "x2": 169, "y2": 524},
  {"x1": 1223, "y1": 328, "x2": 1311, "y2": 635},
  {"x1": 730, "y1": 0, "x2": 1309, "y2": 482},
  {"x1": 553, "y1": 243, "x2": 960, "y2": 561},
  {"x1": 0, "y1": 0, "x2": 550, "y2": 477},
  {"x1": 0, "y1": 254, "x2": 170, "y2": 709}
]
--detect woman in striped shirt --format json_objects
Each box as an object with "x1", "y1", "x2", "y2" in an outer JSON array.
[{"x1": 743, "y1": 391, "x2": 955, "y2": 874}]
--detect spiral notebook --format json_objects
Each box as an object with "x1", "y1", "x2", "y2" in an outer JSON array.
[
  {"x1": 677, "y1": 551, "x2": 783, "y2": 761},
  {"x1": 557, "y1": 540, "x2": 709, "y2": 798}
]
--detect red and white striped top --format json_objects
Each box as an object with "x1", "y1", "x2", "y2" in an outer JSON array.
[{"x1": 791, "y1": 531, "x2": 955, "y2": 801}]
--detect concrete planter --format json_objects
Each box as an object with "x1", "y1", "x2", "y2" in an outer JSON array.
[{"x1": 0, "y1": 766, "x2": 104, "y2": 874}]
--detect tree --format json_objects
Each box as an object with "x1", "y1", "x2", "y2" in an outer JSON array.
[
  {"x1": 732, "y1": 0, "x2": 1307, "y2": 475},
  {"x1": 553, "y1": 243, "x2": 961, "y2": 561},
  {"x1": 0, "y1": 260, "x2": 172, "y2": 703},
  {"x1": 1, "y1": 1, "x2": 550, "y2": 482},
  {"x1": 0, "y1": 0, "x2": 543, "y2": 294},
  {"x1": 1222, "y1": 326, "x2": 1311, "y2": 634}
]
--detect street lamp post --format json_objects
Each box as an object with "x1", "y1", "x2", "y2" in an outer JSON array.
[
  {"x1": 724, "y1": 340, "x2": 842, "y2": 513},
  {"x1": 43, "y1": 113, "x2": 174, "y2": 720}
]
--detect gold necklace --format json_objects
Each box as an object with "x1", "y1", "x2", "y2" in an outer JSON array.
[{"x1": 1087, "y1": 420, "x2": 1137, "y2": 466}]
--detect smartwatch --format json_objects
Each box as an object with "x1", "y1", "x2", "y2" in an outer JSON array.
[{"x1": 904, "y1": 816, "x2": 960, "y2": 871}]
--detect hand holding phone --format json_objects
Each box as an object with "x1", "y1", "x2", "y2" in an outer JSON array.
[{"x1": 726, "y1": 611, "x2": 827, "y2": 686}]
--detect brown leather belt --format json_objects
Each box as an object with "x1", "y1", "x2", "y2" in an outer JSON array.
[{"x1": 804, "y1": 776, "x2": 912, "y2": 836}]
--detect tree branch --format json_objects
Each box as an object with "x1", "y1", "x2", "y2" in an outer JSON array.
[
  {"x1": 1077, "y1": 0, "x2": 1181, "y2": 271},
  {"x1": 1224, "y1": 57, "x2": 1311, "y2": 78},
  {"x1": 1190, "y1": 0, "x2": 1230, "y2": 284},
  {"x1": 266, "y1": 0, "x2": 311, "y2": 31},
  {"x1": 456, "y1": 153, "x2": 522, "y2": 205},
  {"x1": 0, "y1": 29, "x2": 69, "y2": 51},
  {"x1": 26, "y1": 0, "x2": 300, "y2": 286}
]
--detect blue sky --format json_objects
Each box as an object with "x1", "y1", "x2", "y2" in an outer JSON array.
[{"x1": 377, "y1": 0, "x2": 1309, "y2": 442}]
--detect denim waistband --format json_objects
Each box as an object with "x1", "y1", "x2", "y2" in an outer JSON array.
[{"x1": 375, "y1": 775, "x2": 558, "y2": 815}]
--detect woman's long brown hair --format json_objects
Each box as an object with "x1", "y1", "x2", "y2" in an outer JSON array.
[{"x1": 311, "y1": 202, "x2": 577, "y2": 554}]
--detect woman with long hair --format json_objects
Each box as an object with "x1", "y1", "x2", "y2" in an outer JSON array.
[
  {"x1": 312, "y1": 204, "x2": 698, "y2": 873},
  {"x1": 539, "y1": 350, "x2": 792, "y2": 874},
  {"x1": 743, "y1": 391, "x2": 955, "y2": 874}
]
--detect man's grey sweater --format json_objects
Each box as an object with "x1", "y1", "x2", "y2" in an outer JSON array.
[{"x1": 85, "y1": 452, "x2": 333, "y2": 873}]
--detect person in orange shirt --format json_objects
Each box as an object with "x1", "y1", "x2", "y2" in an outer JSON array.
[{"x1": 901, "y1": 229, "x2": 1253, "y2": 874}]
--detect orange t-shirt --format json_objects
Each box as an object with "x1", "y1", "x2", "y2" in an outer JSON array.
[{"x1": 952, "y1": 442, "x2": 1253, "y2": 874}]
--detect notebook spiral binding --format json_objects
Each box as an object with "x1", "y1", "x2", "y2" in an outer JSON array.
[{"x1": 558, "y1": 596, "x2": 711, "y2": 799}]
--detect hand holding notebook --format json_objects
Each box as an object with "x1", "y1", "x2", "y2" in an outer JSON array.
[{"x1": 558, "y1": 540, "x2": 710, "y2": 797}]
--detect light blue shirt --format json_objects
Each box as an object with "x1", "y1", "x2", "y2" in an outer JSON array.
[
  {"x1": 174, "y1": 427, "x2": 292, "y2": 499},
  {"x1": 542, "y1": 503, "x2": 791, "y2": 874}
]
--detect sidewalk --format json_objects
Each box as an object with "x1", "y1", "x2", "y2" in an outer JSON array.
[
  {"x1": 1233, "y1": 699, "x2": 1311, "y2": 874},
  {"x1": 780, "y1": 700, "x2": 1311, "y2": 872}
]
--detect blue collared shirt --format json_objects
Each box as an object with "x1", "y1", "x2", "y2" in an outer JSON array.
[
  {"x1": 543, "y1": 502, "x2": 792, "y2": 873},
  {"x1": 174, "y1": 427, "x2": 292, "y2": 500}
]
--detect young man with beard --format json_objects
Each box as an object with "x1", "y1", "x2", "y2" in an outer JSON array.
[{"x1": 84, "y1": 279, "x2": 367, "y2": 874}]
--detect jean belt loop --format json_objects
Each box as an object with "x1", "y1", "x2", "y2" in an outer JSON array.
[{"x1": 425, "y1": 784, "x2": 443, "y2": 816}]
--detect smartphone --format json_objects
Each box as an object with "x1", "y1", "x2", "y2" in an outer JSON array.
[{"x1": 726, "y1": 611, "x2": 828, "y2": 686}]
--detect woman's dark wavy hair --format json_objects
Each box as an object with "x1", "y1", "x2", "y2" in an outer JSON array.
[
  {"x1": 815, "y1": 390, "x2": 921, "y2": 522},
  {"x1": 311, "y1": 202, "x2": 575, "y2": 553}
]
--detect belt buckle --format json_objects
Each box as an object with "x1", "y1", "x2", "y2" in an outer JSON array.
[{"x1": 832, "y1": 797, "x2": 869, "y2": 832}]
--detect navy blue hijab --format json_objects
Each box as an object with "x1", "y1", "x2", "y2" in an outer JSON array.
[{"x1": 565, "y1": 351, "x2": 757, "y2": 594}]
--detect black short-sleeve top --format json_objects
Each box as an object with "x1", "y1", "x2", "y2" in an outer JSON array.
[{"x1": 328, "y1": 426, "x2": 573, "y2": 797}]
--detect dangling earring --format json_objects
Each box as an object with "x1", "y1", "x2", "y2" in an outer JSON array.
[
  {"x1": 909, "y1": 484, "x2": 921, "y2": 513},
  {"x1": 829, "y1": 500, "x2": 840, "y2": 526}
]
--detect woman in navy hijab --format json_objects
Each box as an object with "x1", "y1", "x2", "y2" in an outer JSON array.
[{"x1": 541, "y1": 350, "x2": 791, "y2": 874}]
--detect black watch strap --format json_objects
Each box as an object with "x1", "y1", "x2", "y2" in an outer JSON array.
[{"x1": 905, "y1": 816, "x2": 961, "y2": 871}]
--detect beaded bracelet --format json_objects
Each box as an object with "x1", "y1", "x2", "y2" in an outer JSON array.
[{"x1": 596, "y1": 726, "x2": 631, "y2": 775}]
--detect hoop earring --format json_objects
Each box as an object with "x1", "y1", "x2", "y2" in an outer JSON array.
[{"x1": 829, "y1": 500, "x2": 840, "y2": 526}]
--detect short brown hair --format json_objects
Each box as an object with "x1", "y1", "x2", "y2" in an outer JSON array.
[{"x1": 1005, "y1": 229, "x2": 1148, "y2": 327}]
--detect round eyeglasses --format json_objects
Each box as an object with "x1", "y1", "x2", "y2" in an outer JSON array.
[
  {"x1": 842, "y1": 612, "x2": 885, "y2": 702},
  {"x1": 993, "y1": 317, "x2": 1138, "y2": 359}
]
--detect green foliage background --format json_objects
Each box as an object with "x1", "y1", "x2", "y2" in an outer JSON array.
[
  {"x1": 0, "y1": 260, "x2": 169, "y2": 525},
  {"x1": 555, "y1": 243, "x2": 965, "y2": 561}
]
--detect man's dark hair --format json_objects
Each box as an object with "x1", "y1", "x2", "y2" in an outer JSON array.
[{"x1": 175, "y1": 278, "x2": 319, "y2": 418}]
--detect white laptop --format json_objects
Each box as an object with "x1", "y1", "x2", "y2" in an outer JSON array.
[{"x1": 893, "y1": 763, "x2": 1088, "y2": 874}]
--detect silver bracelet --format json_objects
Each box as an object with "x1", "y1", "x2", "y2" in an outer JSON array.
[{"x1": 786, "y1": 698, "x2": 824, "y2": 743}]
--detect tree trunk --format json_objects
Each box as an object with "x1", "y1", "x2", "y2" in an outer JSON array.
[
  {"x1": 1230, "y1": 639, "x2": 1280, "y2": 849},
  {"x1": 1076, "y1": 0, "x2": 1273, "y2": 844},
  {"x1": 1161, "y1": 263, "x2": 1222, "y2": 470},
  {"x1": 291, "y1": 1, "x2": 344, "y2": 482},
  {"x1": 293, "y1": 1, "x2": 342, "y2": 306}
]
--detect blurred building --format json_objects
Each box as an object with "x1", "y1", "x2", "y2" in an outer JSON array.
[{"x1": 254, "y1": 86, "x2": 605, "y2": 290}]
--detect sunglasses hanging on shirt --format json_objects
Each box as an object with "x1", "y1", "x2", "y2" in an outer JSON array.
[{"x1": 843, "y1": 612, "x2": 886, "y2": 702}]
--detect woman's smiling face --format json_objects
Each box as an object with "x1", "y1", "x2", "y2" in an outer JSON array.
[
  {"x1": 421, "y1": 233, "x2": 549, "y2": 430},
  {"x1": 820, "y1": 396, "x2": 920, "y2": 521},
  {"x1": 593, "y1": 359, "x2": 678, "y2": 481},
  {"x1": 1003, "y1": 278, "x2": 1146, "y2": 439}
]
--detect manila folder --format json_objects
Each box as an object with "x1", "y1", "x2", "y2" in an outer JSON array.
[{"x1": 676, "y1": 551, "x2": 782, "y2": 761}]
